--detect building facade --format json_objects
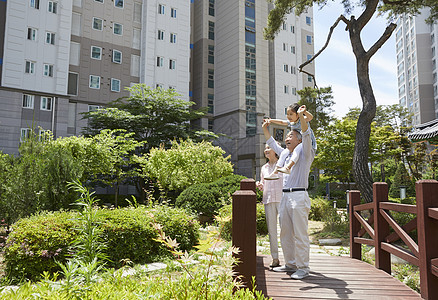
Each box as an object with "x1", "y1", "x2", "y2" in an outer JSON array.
[{"x1": 395, "y1": 9, "x2": 438, "y2": 125}]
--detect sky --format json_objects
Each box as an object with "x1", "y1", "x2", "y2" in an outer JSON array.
[{"x1": 312, "y1": 1, "x2": 399, "y2": 118}]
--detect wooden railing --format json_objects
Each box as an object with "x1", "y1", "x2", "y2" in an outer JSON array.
[{"x1": 349, "y1": 180, "x2": 438, "y2": 300}]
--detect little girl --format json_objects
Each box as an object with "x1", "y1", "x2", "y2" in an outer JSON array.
[{"x1": 264, "y1": 103, "x2": 316, "y2": 179}]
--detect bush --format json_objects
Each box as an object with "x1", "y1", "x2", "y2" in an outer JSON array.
[
  {"x1": 217, "y1": 203, "x2": 267, "y2": 241},
  {"x1": 309, "y1": 197, "x2": 330, "y2": 221},
  {"x1": 3, "y1": 205, "x2": 199, "y2": 282},
  {"x1": 175, "y1": 174, "x2": 246, "y2": 217}
]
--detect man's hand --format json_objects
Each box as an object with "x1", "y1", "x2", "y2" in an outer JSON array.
[{"x1": 262, "y1": 118, "x2": 270, "y2": 128}]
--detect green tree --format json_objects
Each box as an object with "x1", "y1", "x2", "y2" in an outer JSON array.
[
  {"x1": 265, "y1": 0, "x2": 438, "y2": 203},
  {"x1": 389, "y1": 163, "x2": 415, "y2": 198},
  {"x1": 297, "y1": 86, "x2": 335, "y2": 136},
  {"x1": 136, "y1": 139, "x2": 233, "y2": 197},
  {"x1": 82, "y1": 84, "x2": 216, "y2": 154}
]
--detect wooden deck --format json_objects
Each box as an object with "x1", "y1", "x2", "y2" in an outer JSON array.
[{"x1": 256, "y1": 254, "x2": 422, "y2": 299}]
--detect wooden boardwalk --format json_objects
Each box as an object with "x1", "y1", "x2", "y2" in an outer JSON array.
[{"x1": 256, "y1": 253, "x2": 422, "y2": 299}]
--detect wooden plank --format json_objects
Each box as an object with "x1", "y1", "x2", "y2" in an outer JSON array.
[
  {"x1": 386, "y1": 217, "x2": 417, "y2": 243},
  {"x1": 354, "y1": 202, "x2": 373, "y2": 211},
  {"x1": 380, "y1": 209, "x2": 419, "y2": 256},
  {"x1": 380, "y1": 202, "x2": 417, "y2": 214},
  {"x1": 381, "y1": 242, "x2": 419, "y2": 266},
  {"x1": 354, "y1": 211, "x2": 375, "y2": 239},
  {"x1": 256, "y1": 254, "x2": 422, "y2": 300},
  {"x1": 429, "y1": 207, "x2": 438, "y2": 220},
  {"x1": 354, "y1": 237, "x2": 374, "y2": 246}
]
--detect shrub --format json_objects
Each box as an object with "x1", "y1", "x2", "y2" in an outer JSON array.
[
  {"x1": 309, "y1": 197, "x2": 330, "y2": 221},
  {"x1": 3, "y1": 210, "x2": 77, "y2": 281},
  {"x1": 175, "y1": 174, "x2": 247, "y2": 217},
  {"x1": 217, "y1": 203, "x2": 267, "y2": 241},
  {"x1": 3, "y1": 205, "x2": 199, "y2": 281}
]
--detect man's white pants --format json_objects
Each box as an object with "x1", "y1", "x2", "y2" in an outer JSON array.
[
  {"x1": 264, "y1": 202, "x2": 280, "y2": 260},
  {"x1": 279, "y1": 191, "x2": 310, "y2": 271}
]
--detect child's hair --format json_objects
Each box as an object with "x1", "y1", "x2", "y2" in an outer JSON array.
[{"x1": 287, "y1": 103, "x2": 300, "y2": 113}]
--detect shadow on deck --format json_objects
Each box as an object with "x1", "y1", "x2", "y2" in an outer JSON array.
[{"x1": 256, "y1": 254, "x2": 422, "y2": 300}]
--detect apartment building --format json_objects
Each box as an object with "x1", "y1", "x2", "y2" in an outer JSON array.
[
  {"x1": 191, "y1": 0, "x2": 314, "y2": 178},
  {"x1": 0, "y1": 0, "x2": 190, "y2": 154},
  {"x1": 395, "y1": 9, "x2": 438, "y2": 125},
  {"x1": 0, "y1": 0, "x2": 313, "y2": 180}
]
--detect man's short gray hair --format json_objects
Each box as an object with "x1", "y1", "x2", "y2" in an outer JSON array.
[{"x1": 287, "y1": 129, "x2": 302, "y2": 141}]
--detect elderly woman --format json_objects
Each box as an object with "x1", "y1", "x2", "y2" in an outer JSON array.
[{"x1": 256, "y1": 144, "x2": 283, "y2": 268}]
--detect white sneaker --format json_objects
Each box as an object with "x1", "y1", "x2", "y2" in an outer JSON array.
[
  {"x1": 272, "y1": 265, "x2": 297, "y2": 272},
  {"x1": 277, "y1": 167, "x2": 290, "y2": 174},
  {"x1": 290, "y1": 269, "x2": 309, "y2": 279},
  {"x1": 264, "y1": 174, "x2": 280, "y2": 180}
]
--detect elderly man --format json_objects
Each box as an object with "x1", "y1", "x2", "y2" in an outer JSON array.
[{"x1": 261, "y1": 105, "x2": 315, "y2": 280}]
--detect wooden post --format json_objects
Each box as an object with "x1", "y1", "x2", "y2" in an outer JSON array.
[
  {"x1": 416, "y1": 180, "x2": 438, "y2": 300},
  {"x1": 240, "y1": 178, "x2": 256, "y2": 193},
  {"x1": 232, "y1": 184, "x2": 256, "y2": 289},
  {"x1": 349, "y1": 190, "x2": 361, "y2": 260},
  {"x1": 374, "y1": 182, "x2": 391, "y2": 274}
]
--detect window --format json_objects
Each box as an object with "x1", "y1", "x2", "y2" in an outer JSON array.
[
  {"x1": 284, "y1": 85, "x2": 289, "y2": 94},
  {"x1": 306, "y1": 16, "x2": 311, "y2": 25},
  {"x1": 282, "y1": 22, "x2": 287, "y2": 30},
  {"x1": 115, "y1": 0, "x2": 123, "y2": 8},
  {"x1": 111, "y1": 78, "x2": 121, "y2": 92},
  {"x1": 25, "y1": 61, "x2": 35, "y2": 74},
  {"x1": 209, "y1": 0, "x2": 214, "y2": 16},
  {"x1": 68, "y1": 72, "x2": 79, "y2": 95},
  {"x1": 158, "y1": 30, "x2": 164, "y2": 40},
  {"x1": 291, "y1": 66, "x2": 296, "y2": 74},
  {"x1": 132, "y1": 28, "x2": 141, "y2": 49},
  {"x1": 291, "y1": 25, "x2": 295, "y2": 33},
  {"x1": 39, "y1": 129, "x2": 50, "y2": 141},
  {"x1": 113, "y1": 23, "x2": 123, "y2": 35},
  {"x1": 21, "y1": 128, "x2": 32, "y2": 142},
  {"x1": 27, "y1": 28, "x2": 37, "y2": 41},
  {"x1": 283, "y1": 43, "x2": 287, "y2": 51},
  {"x1": 208, "y1": 69, "x2": 214, "y2": 88},
  {"x1": 208, "y1": 94, "x2": 214, "y2": 114},
  {"x1": 88, "y1": 105, "x2": 101, "y2": 112},
  {"x1": 43, "y1": 64, "x2": 54, "y2": 77},
  {"x1": 307, "y1": 75, "x2": 313, "y2": 82},
  {"x1": 30, "y1": 0, "x2": 40, "y2": 9},
  {"x1": 307, "y1": 54, "x2": 313, "y2": 61},
  {"x1": 91, "y1": 46, "x2": 102, "y2": 59},
  {"x1": 112, "y1": 50, "x2": 122, "y2": 63},
  {"x1": 170, "y1": 33, "x2": 177, "y2": 43},
  {"x1": 169, "y1": 59, "x2": 176, "y2": 70},
  {"x1": 156, "y1": 83, "x2": 163, "y2": 89},
  {"x1": 208, "y1": 119, "x2": 214, "y2": 131},
  {"x1": 306, "y1": 35, "x2": 312, "y2": 44},
  {"x1": 133, "y1": 3, "x2": 142, "y2": 22},
  {"x1": 156, "y1": 56, "x2": 163, "y2": 67},
  {"x1": 208, "y1": 21, "x2": 214, "y2": 40},
  {"x1": 291, "y1": 46, "x2": 295, "y2": 54},
  {"x1": 89, "y1": 75, "x2": 100, "y2": 89},
  {"x1": 208, "y1": 45, "x2": 214, "y2": 64},
  {"x1": 292, "y1": 87, "x2": 297, "y2": 95},
  {"x1": 22, "y1": 94, "x2": 34, "y2": 109},
  {"x1": 171, "y1": 8, "x2": 176, "y2": 18},
  {"x1": 48, "y1": 1, "x2": 57, "y2": 13},
  {"x1": 46, "y1": 32, "x2": 55, "y2": 45},
  {"x1": 92, "y1": 18, "x2": 103, "y2": 30},
  {"x1": 41, "y1": 97, "x2": 52, "y2": 111},
  {"x1": 283, "y1": 64, "x2": 289, "y2": 72},
  {"x1": 158, "y1": 4, "x2": 164, "y2": 14},
  {"x1": 94, "y1": 0, "x2": 103, "y2": 2}
]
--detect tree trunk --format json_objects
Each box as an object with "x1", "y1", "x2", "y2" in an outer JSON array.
[{"x1": 349, "y1": 21, "x2": 376, "y2": 204}]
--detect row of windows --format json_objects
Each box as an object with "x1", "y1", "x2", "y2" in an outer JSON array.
[
  {"x1": 283, "y1": 43, "x2": 296, "y2": 54},
  {"x1": 91, "y1": 47, "x2": 123, "y2": 64},
  {"x1": 22, "y1": 94, "x2": 52, "y2": 110},
  {"x1": 283, "y1": 85, "x2": 297, "y2": 95},
  {"x1": 89, "y1": 75, "x2": 122, "y2": 92},
  {"x1": 27, "y1": 28, "x2": 56, "y2": 45},
  {"x1": 156, "y1": 57, "x2": 177, "y2": 69},
  {"x1": 92, "y1": 17, "x2": 124, "y2": 35},
  {"x1": 283, "y1": 64, "x2": 297, "y2": 74},
  {"x1": 157, "y1": 30, "x2": 177, "y2": 43},
  {"x1": 94, "y1": 0, "x2": 124, "y2": 9},
  {"x1": 25, "y1": 61, "x2": 54, "y2": 77},
  {"x1": 20, "y1": 128, "x2": 51, "y2": 142},
  {"x1": 30, "y1": 0, "x2": 58, "y2": 13},
  {"x1": 158, "y1": 4, "x2": 177, "y2": 18}
]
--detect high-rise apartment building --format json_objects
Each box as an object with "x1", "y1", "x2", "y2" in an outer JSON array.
[
  {"x1": 0, "y1": 0, "x2": 190, "y2": 154},
  {"x1": 191, "y1": 0, "x2": 314, "y2": 178},
  {"x1": 0, "y1": 0, "x2": 313, "y2": 180},
  {"x1": 395, "y1": 9, "x2": 438, "y2": 125}
]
